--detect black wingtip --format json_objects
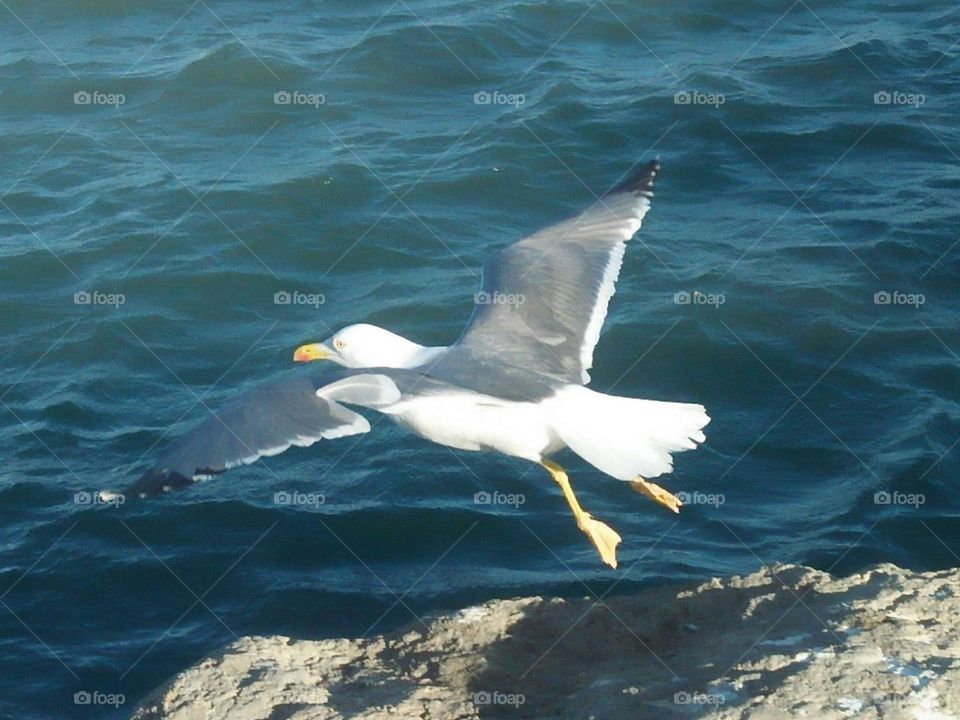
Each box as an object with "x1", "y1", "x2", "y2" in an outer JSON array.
[
  {"x1": 608, "y1": 159, "x2": 661, "y2": 198},
  {"x1": 126, "y1": 468, "x2": 194, "y2": 498}
]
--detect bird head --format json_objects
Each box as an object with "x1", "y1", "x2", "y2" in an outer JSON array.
[{"x1": 294, "y1": 323, "x2": 426, "y2": 369}]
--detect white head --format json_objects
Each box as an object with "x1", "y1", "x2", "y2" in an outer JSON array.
[{"x1": 293, "y1": 323, "x2": 432, "y2": 369}]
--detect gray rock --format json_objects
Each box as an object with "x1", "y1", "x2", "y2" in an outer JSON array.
[{"x1": 131, "y1": 563, "x2": 960, "y2": 719}]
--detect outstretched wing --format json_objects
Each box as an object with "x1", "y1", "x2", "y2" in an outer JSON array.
[
  {"x1": 456, "y1": 160, "x2": 660, "y2": 384},
  {"x1": 127, "y1": 371, "x2": 401, "y2": 496}
]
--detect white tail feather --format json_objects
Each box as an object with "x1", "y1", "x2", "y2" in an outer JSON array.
[{"x1": 544, "y1": 385, "x2": 709, "y2": 480}]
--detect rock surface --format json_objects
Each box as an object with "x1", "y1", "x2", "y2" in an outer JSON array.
[{"x1": 131, "y1": 564, "x2": 960, "y2": 719}]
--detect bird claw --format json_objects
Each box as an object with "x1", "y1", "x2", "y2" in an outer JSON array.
[
  {"x1": 631, "y1": 478, "x2": 682, "y2": 513},
  {"x1": 578, "y1": 513, "x2": 622, "y2": 568},
  {"x1": 542, "y1": 459, "x2": 622, "y2": 568}
]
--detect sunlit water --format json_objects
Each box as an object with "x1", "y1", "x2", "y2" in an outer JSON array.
[{"x1": 1, "y1": 1, "x2": 959, "y2": 716}]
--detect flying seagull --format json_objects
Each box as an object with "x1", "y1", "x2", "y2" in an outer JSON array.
[{"x1": 129, "y1": 160, "x2": 709, "y2": 568}]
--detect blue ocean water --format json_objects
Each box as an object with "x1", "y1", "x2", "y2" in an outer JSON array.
[{"x1": 1, "y1": 0, "x2": 959, "y2": 716}]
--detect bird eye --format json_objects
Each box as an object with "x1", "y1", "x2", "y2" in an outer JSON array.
[{"x1": 334, "y1": 339, "x2": 345, "y2": 350}]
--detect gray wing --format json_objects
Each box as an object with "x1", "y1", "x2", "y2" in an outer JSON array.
[
  {"x1": 456, "y1": 160, "x2": 660, "y2": 384},
  {"x1": 127, "y1": 370, "x2": 401, "y2": 496}
]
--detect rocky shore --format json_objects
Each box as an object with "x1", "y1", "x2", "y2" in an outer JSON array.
[{"x1": 130, "y1": 563, "x2": 960, "y2": 719}]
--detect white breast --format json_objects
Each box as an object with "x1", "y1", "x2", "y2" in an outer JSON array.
[{"x1": 384, "y1": 392, "x2": 560, "y2": 462}]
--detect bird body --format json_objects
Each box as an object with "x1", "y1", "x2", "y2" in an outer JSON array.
[
  {"x1": 387, "y1": 388, "x2": 561, "y2": 461},
  {"x1": 130, "y1": 160, "x2": 710, "y2": 567}
]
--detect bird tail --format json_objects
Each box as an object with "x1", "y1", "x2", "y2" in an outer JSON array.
[{"x1": 544, "y1": 385, "x2": 709, "y2": 480}]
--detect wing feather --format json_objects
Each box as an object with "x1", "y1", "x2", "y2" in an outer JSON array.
[
  {"x1": 456, "y1": 160, "x2": 660, "y2": 384},
  {"x1": 128, "y1": 371, "x2": 400, "y2": 496}
]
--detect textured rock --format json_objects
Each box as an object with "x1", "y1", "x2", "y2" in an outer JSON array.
[{"x1": 131, "y1": 564, "x2": 960, "y2": 719}]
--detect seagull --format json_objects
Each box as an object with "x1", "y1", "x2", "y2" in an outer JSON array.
[{"x1": 129, "y1": 160, "x2": 709, "y2": 568}]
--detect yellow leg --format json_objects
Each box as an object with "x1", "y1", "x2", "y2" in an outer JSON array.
[
  {"x1": 541, "y1": 459, "x2": 621, "y2": 568},
  {"x1": 630, "y1": 477, "x2": 682, "y2": 514}
]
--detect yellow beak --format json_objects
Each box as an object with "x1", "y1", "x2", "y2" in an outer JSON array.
[{"x1": 293, "y1": 343, "x2": 331, "y2": 363}]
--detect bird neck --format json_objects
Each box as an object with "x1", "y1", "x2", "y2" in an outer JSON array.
[{"x1": 397, "y1": 343, "x2": 447, "y2": 369}]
